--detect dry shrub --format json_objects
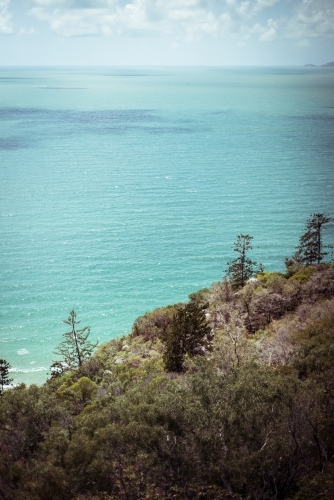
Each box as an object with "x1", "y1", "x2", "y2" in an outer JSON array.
[
  {"x1": 209, "y1": 279, "x2": 235, "y2": 305},
  {"x1": 301, "y1": 265, "x2": 334, "y2": 303},
  {"x1": 256, "y1": 321, "x2": 297, "y2": 367},
  {"x1": 131, "y1": 305, "x2": 178, "y2": 342},
  {"x1": 256, "y1": 297, "x2": 334, "y2": 367}
]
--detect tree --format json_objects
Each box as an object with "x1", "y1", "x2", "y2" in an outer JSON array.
[
  {"x1": 0, "y1": 359, "x2": 13, "y2": 394},
  {"x1": 226, "y1": 234, "x2": 257, "y2": 288},
  {"x1": 54, "y1": 310, "x2": 98, "y2": 369},
  {"x1": 297, "y1": 213, "x2": 332, "y2": 265},
  {"x1": 163, "y1": 301, "x2": 212, "y2": 372}
]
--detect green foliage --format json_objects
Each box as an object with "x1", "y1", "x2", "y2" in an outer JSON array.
[
  {"x1": 56, "y1": 376, "x2": 98, "y2": 404},
  {"x1": 188, "y1": 287, "x2": 210, "y2": 306},
  {"x1": 131, "y1": 304, "x2": 179, "y2": 342},
  {"x1": 54, "y1": 310, "x2": 98, "y2": 369},
  {"x1": 226, "y1": 234, "x2": 257, "y2": 288},
  {"x1": 162, "y1": 301, "x2": 212, "y2": 372},
  {"x1": 290, "y1": 463, "x2": 334, "y2": 500},
  {"x1": 256, "y1": 271, "x2": 286, "y2": 283},
  {"x1": 284, "y1": 250, "x2": 304, "y2": 277},
  {"x1": 0, "y1": 383, "x2": 63, "y2": 499},
  {"x1": 293, "y1": 312, "x2": 334, "y2": 380},
  {"x1": 0, "y1": 359, "x2": 13, "y2": 394},
  {"x1": 289, "y1": 265, "x2": 316, "y2": 283},
  {"x1": 20, "y1": 462, "x2": 70, "y2": 500}
]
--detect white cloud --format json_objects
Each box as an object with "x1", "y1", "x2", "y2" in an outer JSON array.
[
  {"x1": 18, "y1": 26, "x2": 39, "y2": 35},
  {"x1": 253, "y1": 0, "x2": 278, "y2": 14},
  {"x1": 22, "y1": 0, "x2": 334, "y2": 43},
  {"x1": 225, "y1": 0, "x2": 279, "y2": 19},
  {"x1": 250, "y1": 19, "x2": 277, "y2": 42},
  {"x1": 233, "y1": 0, "x2": 334, "y2": 45},
  {"x1": 284, "y1": 0, "x2": 334, "y2": 39},
  {"x1": 28, "y1": 0, "x2": 220, "y2": 37},
  {"x1": 0, "y1": 0, "x2": 12, "y2": 34}
]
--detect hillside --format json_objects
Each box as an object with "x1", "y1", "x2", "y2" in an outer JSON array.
[
  {"x1": 322, "y1": 61, "x2": 334, "y2": 67},
  {"x1": 1, "y1": 263, "x2": 334, "y2": 499},
  {"x1": 304, "y1": 61, "x2": 334, "y2": 67}
]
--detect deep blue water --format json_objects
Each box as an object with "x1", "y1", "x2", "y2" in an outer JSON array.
[{"x1": 1, "y1": 66, "x2": 333, "y2": 384}]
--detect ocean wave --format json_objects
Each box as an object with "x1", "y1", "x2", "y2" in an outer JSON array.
[
  {"x1": 9, "y1": 366, "x2": 48, "y2": 373},
  {"x1": 17, "y1": 348, "x2": 29, "y2": 355}
]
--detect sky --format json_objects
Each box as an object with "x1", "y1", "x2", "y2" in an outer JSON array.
[{"x1": 0, "y1": 0, "x2": 333, "y2": 66}]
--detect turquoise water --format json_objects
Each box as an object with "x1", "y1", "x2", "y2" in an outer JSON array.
[{"x1": 1, "y1": 66, "x2": 334, "y2": 385}]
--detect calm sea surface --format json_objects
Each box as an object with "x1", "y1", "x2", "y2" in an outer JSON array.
[{"x1": 1, "y1": 66, "x2": 333, "y2": 384}]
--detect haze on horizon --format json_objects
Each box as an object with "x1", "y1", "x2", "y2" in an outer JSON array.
[{"x1": 0, "y1": 1, "x2": 333, "y2": 67}]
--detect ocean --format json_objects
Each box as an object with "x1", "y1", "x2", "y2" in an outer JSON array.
[{"x1": 1, "y1": 66, "x2": 333, "y2": 385}]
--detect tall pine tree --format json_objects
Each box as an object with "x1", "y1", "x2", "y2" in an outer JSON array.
[
  {"x1": 0, "y1": 359, "x2": 13, "y2": 394},
  {"x1": 297, "y1": 213, "x2": 332, "y2": 265},
  {"x1": 226, "y1": 234, "x2": 257, "y2": 288},
  {"x1": 54, "y1": 310, "x2": 98, "y2": 369}
]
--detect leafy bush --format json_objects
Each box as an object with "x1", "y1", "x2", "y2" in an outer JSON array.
[
  {"x1": 289, "y1": 265, "x2": 317, "y2": 283},
  {"x1": 131, "y1": 304, "x2": 180, "y2": 342}
]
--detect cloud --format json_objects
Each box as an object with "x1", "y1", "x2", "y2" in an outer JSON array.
[
  {"x1": 0, "y1": 0, "x2": 13, "y2": 34},
  {"x1": 295, "y1": 38, "x2": 310, "y2": 47},
  {"x1": 23, "y1": 0, "x2": 334, "y2": 43},
  {"x1": 224, "y1": 0, "x2": 279, "y2": 20},
  {"x1": 18, "y1": 27, "x2": 39, "y2": 35},
  {"x1": 248, "y1": 0, "x2": 334, "y2": 43},
  {"x1": 28, "y1": 0, "x2": 222, "y2": 37},
  {"x1": 284, "y1": 0, "x2": 334, "y2": 39},
  {"x1": 251, "y1": 17, "x2": 277, "y2": 42}
]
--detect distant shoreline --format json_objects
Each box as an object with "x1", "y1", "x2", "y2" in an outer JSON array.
[{"x1": 304, "y1": 61, "x2": 334, "y2": 67}]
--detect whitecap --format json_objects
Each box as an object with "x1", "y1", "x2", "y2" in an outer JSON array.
[
  {"x1": 9, "y1": 366, "x2": 47, "y2": 373},
  {"x1": 17, "y1": 348, "x2": 29, "y2": 355}
]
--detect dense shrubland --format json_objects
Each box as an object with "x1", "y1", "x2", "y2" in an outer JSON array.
[{"x1": 1, "y1": 261, "x2": 334, "y2": 500}]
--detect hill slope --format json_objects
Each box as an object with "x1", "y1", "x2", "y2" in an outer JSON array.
[{"x1": 1, "y1": 264, "x2": 334, "y2": 499}]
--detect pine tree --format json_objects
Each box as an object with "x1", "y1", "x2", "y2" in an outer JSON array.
[
  {"x1": 226, "y1": 234, "x2": 257, "y2": 288},
  {"x1": 54, "y1": 310, "x2": 98, "y2": 370},
  {"x1": 0, "y1": 359, "x2": 13, "y2": 394},
  {"x1": 297, "y1": 213, "x2": 332, "y2": 265},
  {"x1": 163, "y1": 302, "x2": 212, "y2": 372}
]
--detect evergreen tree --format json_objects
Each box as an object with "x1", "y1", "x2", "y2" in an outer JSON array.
[
  {"x1": 226, "y1": 234, "x2": 257, "y2": 287},
  {"x1": 297, "y1": 213, "x2": 332, "y2": 265},
  {"x1": 0, "y1": 359, "x2": 13, "y2": 394},
  {"x1": 54, "y1": 310, "x2": 98, "y2": 369},
  {"x1": 163, "y1": 301, "x2": 212, "y2": 372}
]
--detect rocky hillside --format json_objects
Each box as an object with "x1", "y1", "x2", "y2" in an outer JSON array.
[{"x1": 1, "y1": 264, "x2": 334, "y2": 499}]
